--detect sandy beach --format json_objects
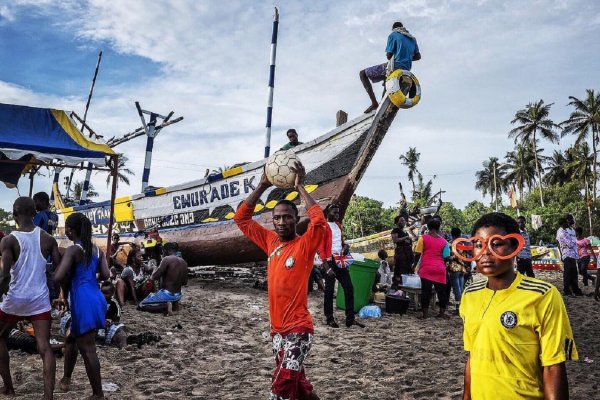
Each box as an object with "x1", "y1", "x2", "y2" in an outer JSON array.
[{"x1": 4, "y1": 270, "x2": 599, "y2": 399}]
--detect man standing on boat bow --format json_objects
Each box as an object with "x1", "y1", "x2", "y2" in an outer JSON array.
[
  {"x1": 359, "y1": 21, "x2": 421, "y2": 113},
  {"x1": 234, "y1": 160, "x2": 325, "y2": 400}
]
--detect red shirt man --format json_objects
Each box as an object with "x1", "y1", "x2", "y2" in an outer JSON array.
[{"x1": 234, "y1": 162, "x2": 324, "y2": 400}]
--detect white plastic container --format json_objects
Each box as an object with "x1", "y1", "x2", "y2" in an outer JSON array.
[{"x1": 401, "y1": 274, "x2": 421, "y2": 288}]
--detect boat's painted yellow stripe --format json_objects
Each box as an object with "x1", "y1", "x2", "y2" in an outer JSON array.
[{"x1": 222, "y1": 166, "x2": 243, "y2": 178}]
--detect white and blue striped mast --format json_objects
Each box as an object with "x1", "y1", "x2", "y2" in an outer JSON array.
[
  {"x1": 264, "y1": 7, "x2": 279, "y2": 158},
  {"x1": 135, "y1": 102, "x2": 174, "y2": 193}
]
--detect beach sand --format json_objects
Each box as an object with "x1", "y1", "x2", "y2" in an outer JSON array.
[{"x1": 5, "y1": 270, "x2": 599, "y2": 399}]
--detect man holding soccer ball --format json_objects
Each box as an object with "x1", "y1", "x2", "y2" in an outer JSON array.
[{"x1": 234, "y1": 160, "x2": 325, "y2": 400}]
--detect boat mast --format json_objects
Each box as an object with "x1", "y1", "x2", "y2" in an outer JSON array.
[
  {"x1": 78, "y1": 50, "x2": 104, "y2": 204},
  {"x1": 264, "y1": 7, "x2": 279, "y2": 158},
  {"x1": 135, "y1": 102, "x2": 174, "y2": 193},
  {"x1": 52, "y1": 50, "x2": 102, "y2": 203}
]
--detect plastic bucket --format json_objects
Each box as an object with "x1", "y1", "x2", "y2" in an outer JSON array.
[
  {"x1": 385, "y1": 295, "x2": 410, "y2": 315},
  {"x1": 336, "y1": 259, "x2": 379, "y2": 312}
]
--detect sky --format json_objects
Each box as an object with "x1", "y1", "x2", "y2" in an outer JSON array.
[{"x1": 1, "y1": 0, "x2": 600, "y2": 213}]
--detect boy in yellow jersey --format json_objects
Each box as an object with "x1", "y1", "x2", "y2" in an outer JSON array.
[{"x1": 458, "y1": 213, "x2": 577, "y2": 400}]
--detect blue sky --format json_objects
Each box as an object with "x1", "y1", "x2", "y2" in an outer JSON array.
[{"x1": 1, "y1": 0, "x2": 600, "y2": 212}]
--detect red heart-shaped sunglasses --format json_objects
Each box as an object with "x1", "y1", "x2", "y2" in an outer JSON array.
[{"x1": 451, "y1": 233, "x2": 525, "y2": 262}]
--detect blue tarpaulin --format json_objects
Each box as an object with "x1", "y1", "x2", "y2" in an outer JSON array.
[{"x1": 0, "y1": 103, "x2": 114, "y2": 187}]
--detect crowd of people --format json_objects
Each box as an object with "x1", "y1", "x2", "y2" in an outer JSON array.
[
  {"x1": 0, "y1": 193, "x2": 188, "y2": 399},
  {"x1": 233, "y1": 155, "x2": 590, "y2": 399},
  {"x1": 0, "y1": 18, "x2": 590, "y2": 400},
  {"x1": 0, "y1": 162, "x2": 594, "y2": 399}
]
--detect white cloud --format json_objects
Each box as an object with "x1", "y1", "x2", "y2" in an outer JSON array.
[
  {"x1": 0, "y1": 6, "x2": 15, "y2": 24},
  {"x1": 1, "y1": 0, "x2": 600, "y2": 211}
]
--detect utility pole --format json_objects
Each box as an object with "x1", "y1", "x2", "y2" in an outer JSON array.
[{"x1": 493, "y1": 159, "x2": 498, "y2": 212}]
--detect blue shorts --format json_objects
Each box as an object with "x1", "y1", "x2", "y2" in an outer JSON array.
[
  {"x1": 364, "y1": 63, "x2": 387, "y2": 83},
  {"x1": 139, "y1": 289, "x2": 182, "y2": 306}
]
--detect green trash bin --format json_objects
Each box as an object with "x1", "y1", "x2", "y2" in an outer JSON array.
[{"x1": 336, "y1": 259, "x2": 379, "y2": 312}]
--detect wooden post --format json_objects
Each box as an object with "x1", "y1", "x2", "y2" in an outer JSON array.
[
  {"x1": 28, "y1": 169, "x2": 35, "y2": 197},
  {"x1": 106, "y1": 154, "x2": 119, "y2": 259},
  {"x1": 336, "y1": 110, "x2": 348, "y2": 127}
]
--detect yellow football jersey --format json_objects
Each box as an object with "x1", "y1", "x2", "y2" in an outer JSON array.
[{"x1": 460, "y1": 273, "x2": 578, "y2": 399}]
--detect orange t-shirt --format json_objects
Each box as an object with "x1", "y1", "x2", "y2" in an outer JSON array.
[{"x1": 234, "y1": 201, "x2": 327, "y2": 334}]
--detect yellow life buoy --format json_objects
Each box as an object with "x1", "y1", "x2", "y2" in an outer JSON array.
[{"x1": 385, "y1": 69, "x2": 421, "y2": 109}]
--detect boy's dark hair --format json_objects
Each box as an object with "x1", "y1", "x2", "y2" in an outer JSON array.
[
  {"x1": 392, "y1": 21, "x2": 403, "y2": 29},
  {"x1": 558, "y1": 217, "x2": 568, "y2": 228},
  {"x1": 163, "y1": 242, "x2": 179, "y2": 255},
  {"x1": 575, "y1": 226, "x2": 584, "y2": 235},
  {"x1": 127, "y1": 249, "x2": 139, "y2": 266},
  {"x1": 517, "y1": 215, "x2": 526, "y2": 222},
  {"x1": 324, "y1": 203, "x2": 339, "y2": 216},
  {"x1": 273, "y1": 200, "x2": 298, "y2": 218},
  {"x1": 33, "y1": 191, "x2": 50, "y2": 205},
  {"x1": 65, "y1": 213, "x2": 93, "y2": 266},
  {"x1": 13, "y1": 197, "x2": 36, "y2": 218},
  {"x1": 427, "y1": 218, "x2": 441, "y2": 231},
  {"x1": 286, "y1": 128, "x2": 297, "y2": 136},
  {"x1": 471, "y1": 212, "x2": 520, "y2": 239},
  {"x1": 450, "y1": 227, "x2": 461, "y2": 238},
  {"x1": 378, "y1": 249, "x2": 388, "y2": 259}
]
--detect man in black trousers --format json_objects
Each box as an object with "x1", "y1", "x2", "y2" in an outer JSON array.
[{"x1": 318, "y1": 204, "x2": 364, "y2": 328}]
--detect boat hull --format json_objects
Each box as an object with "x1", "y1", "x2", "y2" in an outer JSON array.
[{"x1": 56, "y1": 98, "x2": 399, "y2": 265}]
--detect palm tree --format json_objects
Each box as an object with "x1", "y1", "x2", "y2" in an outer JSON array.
[
  {"x1": 560, "y1": 89, "x2": 600, "y2": 201},
  {"x1": 509, "y1": 100, "x2": 560, "y2": 206},
  {"x1": 475, "y1": 157, "x2": 507, "y2": 209},
  {"x1": 504, "y1": 144, "x2": 538, "y2": 204},
  {"x1": 544, "y1": 150, "x2": 569, "y2": 186},
  {"x1": 412, "y1": 175, "x2": 433, "y2": 206},
  {"x1": 105, "y1": 154, "x2": 134, "y2": 188},
  {"x1": 72, "y1": 181, "x2": 98, "y2": 200},
  {"x1": 565, "y1": 142, "x2": 594, "y2": 233},
  {"x1": 399, "y1": 147, "x2": 422, "y2": 198}
]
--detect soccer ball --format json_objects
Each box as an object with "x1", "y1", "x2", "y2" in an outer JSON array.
[{"x1": 265, "y1": 150, "x2": 300, "y2": 189}]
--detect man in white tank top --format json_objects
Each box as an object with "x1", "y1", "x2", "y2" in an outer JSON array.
[{"x1": 0, "y1": 197, "x2": 61, "y2": 399}]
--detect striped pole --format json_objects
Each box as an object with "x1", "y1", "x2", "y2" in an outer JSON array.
[
  {"x1": 79, "y1": 163, "x2": 94, "y2": 204},
  {"x1": 264, "y1": 7, "x2": 279, "y2": 158},
  {"x1": 140, "y1": 110, "x2": 158, "y2": 193}
]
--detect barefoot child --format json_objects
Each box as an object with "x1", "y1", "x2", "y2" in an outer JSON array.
[{"x1": 457, "y1": 213, "x2": 577, "y2": 399}]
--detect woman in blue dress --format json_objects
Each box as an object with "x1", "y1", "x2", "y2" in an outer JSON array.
[{"x1": 55, "y1": 213, "x2": 110, "y2": 399}]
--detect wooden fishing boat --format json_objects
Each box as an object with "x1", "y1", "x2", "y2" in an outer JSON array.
[{"x1": 56, "y1": 97, "x2": 400, "y2": 265}]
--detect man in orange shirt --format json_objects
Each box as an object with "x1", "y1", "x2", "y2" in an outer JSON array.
[{"x1": 234, "y1": 161, "x2": 326, "y2": 400}]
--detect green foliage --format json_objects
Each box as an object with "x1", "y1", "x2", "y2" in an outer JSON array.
[
  {"x1": 0, "y1": 208, "x2": 12, "y2": 234},
  {"x1": 343, "y1": 196, "x2": 395, "y2": 240},
  {"x1": 438, "y1": 202, "x2": 466, "y2": 233},
  {"x1": 516, "y1": 183, "x2": 600, "y2": 244},
  {"x1": 105, "y1": 154, "x2": 134, "y2": 188},
  {"x1": 461, "y1": 201, "x2": 493, "y2": 234},
  {"x1": 72, "y1": 181, "x2": 98, "y2": 200}
]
